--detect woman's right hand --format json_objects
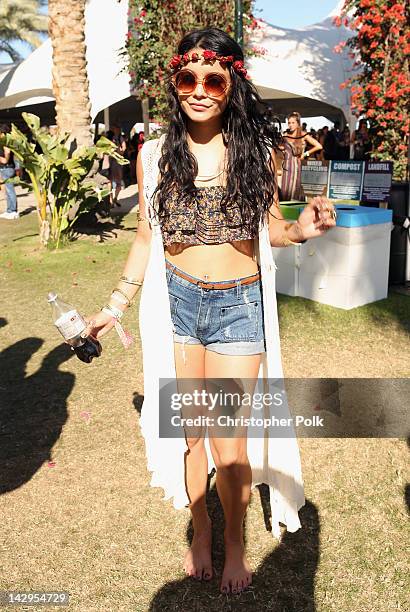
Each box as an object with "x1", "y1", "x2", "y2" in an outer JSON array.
[{"x1": 83, "y1": 311, "x2": 117, "y2": 339}]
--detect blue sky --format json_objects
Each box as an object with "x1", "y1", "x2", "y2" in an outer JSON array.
[
  {"x1": 254, "y1": 0, "x2": 338, "y2": 28},
  {"x1": 1, "y1": 1, "x2": 340, "y2": 63}
]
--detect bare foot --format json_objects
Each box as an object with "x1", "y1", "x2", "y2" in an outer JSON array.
[
  {"x1": 220, "y1": 537, "x2": 252, "y2": 594},
  {"x1": 183, "y1": 518, "x2": 213, "y2": 581}
]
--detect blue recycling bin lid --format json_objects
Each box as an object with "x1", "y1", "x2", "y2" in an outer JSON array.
[{"x1": 334, "y1": 205, "x2": 393, "y2": 227}]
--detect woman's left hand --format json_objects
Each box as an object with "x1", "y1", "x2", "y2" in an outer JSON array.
[{"x1": 296, "y1": 196, "x2": 337, "y2": 240}]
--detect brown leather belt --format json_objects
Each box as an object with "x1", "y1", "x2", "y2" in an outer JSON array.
[{"x1": 166, "y1": 260, "x2": 261, "y2": 290}]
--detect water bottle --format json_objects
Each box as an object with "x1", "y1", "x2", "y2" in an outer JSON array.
[{"x1": 47, "y1": 292, "x2": 102, "y2": 363}]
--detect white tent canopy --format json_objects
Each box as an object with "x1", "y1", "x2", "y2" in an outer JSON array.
[
  {"x1": 0, "y1": 0, "x2": 131, "y2": 121},
  {"x1": 248, "y1": 2, "x2": 353, "y2": 123},
  {"x1": 0, "y1": 0, "x2": 353, "y2": 125}
]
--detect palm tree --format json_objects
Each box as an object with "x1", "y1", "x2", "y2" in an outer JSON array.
[
  {"x1": 48, "y1": 0, "x2": 92, "y2": 146},
  {"x1": 0, "y1": 0, "x2": 47, "y2": 62}
]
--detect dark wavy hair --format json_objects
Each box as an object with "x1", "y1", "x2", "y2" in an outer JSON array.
[{"x1": 153, "y1": 27, "x2": 283, "y2": 228}]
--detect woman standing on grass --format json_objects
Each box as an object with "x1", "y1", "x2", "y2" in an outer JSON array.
[{"x1": 85, "y1": 28, "x2": 336, "y2": 595}]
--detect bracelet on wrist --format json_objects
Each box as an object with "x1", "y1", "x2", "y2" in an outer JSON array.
[
  {"x1": 111, "y1": 293, "x2": 129, "y2": 307},
  {"x1": 281, "y1": 233, "x2": 300, "y2": 247},
  {"x1": 120, "y1": 275, "x2": 143, "y2": 286},
  {"x1": 102, "y1": 304, "x2": 124, "y2": 320},
  {"x1": 111, "y1": 288, "x2": 133, "y2": 307}
]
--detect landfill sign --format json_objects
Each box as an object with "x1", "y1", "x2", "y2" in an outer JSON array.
[{"x1": 361, "y1": 161, "x2": 393, "y2": 203}]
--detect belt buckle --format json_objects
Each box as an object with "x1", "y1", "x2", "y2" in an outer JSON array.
[{"x1": 200, "y1": 280, "x2": 213, "y2": 289}]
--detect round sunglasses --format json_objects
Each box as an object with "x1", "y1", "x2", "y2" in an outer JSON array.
[{"x1": 172, "y1": 69, "x2": 230, "y2": 98}]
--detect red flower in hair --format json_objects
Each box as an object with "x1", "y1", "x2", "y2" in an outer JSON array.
[
  {"x1": 233, "y1": 60, "x2": 248, "y2": 77},
  {"x1": 169, "y1": 55, "x2": 182, "y2": 69},
  {"x1": 203, "y1": 50, "x2": 217, "y2": 60},
  {"x1": 167, "y1": 50, "x2": 250, "y2": 79},
  {"x1": 219, "y1": 54, "x2": 234, "y2": 63}
]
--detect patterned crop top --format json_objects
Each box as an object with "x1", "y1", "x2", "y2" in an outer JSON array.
[{"x1": 160, "y1": 186, "x2": 259, "y2": 247}]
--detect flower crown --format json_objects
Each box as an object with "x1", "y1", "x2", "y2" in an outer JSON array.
[{"x1": 168, "y1": 50, "x2": 248, "y2": 78}]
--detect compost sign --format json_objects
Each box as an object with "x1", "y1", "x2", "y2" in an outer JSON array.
[{"x1": 328, "y1": 161, "x2": 364, "y2": 200}]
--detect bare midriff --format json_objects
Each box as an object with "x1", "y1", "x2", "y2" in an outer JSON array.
[{"x1": 164, "y1": 239, "x2": 258, "y2": 282}]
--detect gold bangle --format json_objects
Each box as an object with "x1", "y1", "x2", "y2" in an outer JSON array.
[
  {"x1": 281, "y1": 233, "x2": 300, "y2": 247},
  {"x1": 111, "y1": 288, "x2": 133, "y2": 307},
  {"x1": 120, "y1": 275, "x2": 143, "y2": 286}
]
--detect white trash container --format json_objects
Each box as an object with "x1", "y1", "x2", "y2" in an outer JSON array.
[{"x1": 272, "y1": 206, "x2": 393, "y2": 309}]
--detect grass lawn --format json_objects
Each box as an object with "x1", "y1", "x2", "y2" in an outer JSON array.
[{"x1": 0, "y1": 212, "x2": 409, "y2": 611}]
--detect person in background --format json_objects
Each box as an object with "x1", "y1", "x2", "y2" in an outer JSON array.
[
  {"x1": 323, "y1": 121, "x2": 341, "y2": 160},
  {"x1": 279, "y1": 111, "x2": 322, "y2": 201},
  {"x1": 0, "y1": 124, "x2": 19, "y2": 220},
  {"x1": 339, "y1": 126, "x2": 351, "y2": 160},
  {"x1": 137, "y1": 130, "x2": 145, "y2": 153},
  {"x1": 128, "y1": 131, "x2": 145, "y2": 185},
  {"x1": 14, "y1": 159, "x2": 22, "y2": 179},
  {"x1": 316, "y1": 126, "x2": 328, "y2": 161},
  {"x1": 301, "y1": 121, "x2": 307, "y2": 132},
  {"x1": 108, "y1": 123, "x2": 127, "y2": 206},
  {"x1": 351, "y1": 119, "x2": 371, "y2": 161}
]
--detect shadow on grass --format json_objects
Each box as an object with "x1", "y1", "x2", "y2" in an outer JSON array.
[
  {"x1": 368, "y1": 292, "x2": 410, "y2": 334},
  {"x1": 405, "y1": 437, "x2": 410, "y2": 516},
  {"x1": 277, "y1": 291, "x2": 410, "y2": 339},
  {"x1": 70, "y1": 211, "x2": 136, "y2": 243},
  {"x1": 149, "y1": 483, "x2": 319, "y2": 612},
  {"x1": 133, "y1": 392, "x2": 144, "y2": 414},
  {"x1": 19, "y1": 206, "x2": 36, "y2": 217},
  {"x1": 0, "y1": 337, "x2": 74, "y2": 494}
]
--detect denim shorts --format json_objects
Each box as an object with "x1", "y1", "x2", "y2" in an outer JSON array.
[{"x1": 165, "y1": 260, "x2": 266, "y2": 355}]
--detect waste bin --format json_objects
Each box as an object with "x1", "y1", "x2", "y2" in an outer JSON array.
[
  {"x1": 272, "y1": 205, "x2": 393, "y2": 309},
  {"x1": 298, "y1": 205, "x2": 393, "y2": 309},
  {"x1": 279, "y1": 201, "x2": 305, "y2": 221}
]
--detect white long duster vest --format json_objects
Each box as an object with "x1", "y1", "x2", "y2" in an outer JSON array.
[{"x1": 138, "y1": 136, "x2": 305, "y2": 538}]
